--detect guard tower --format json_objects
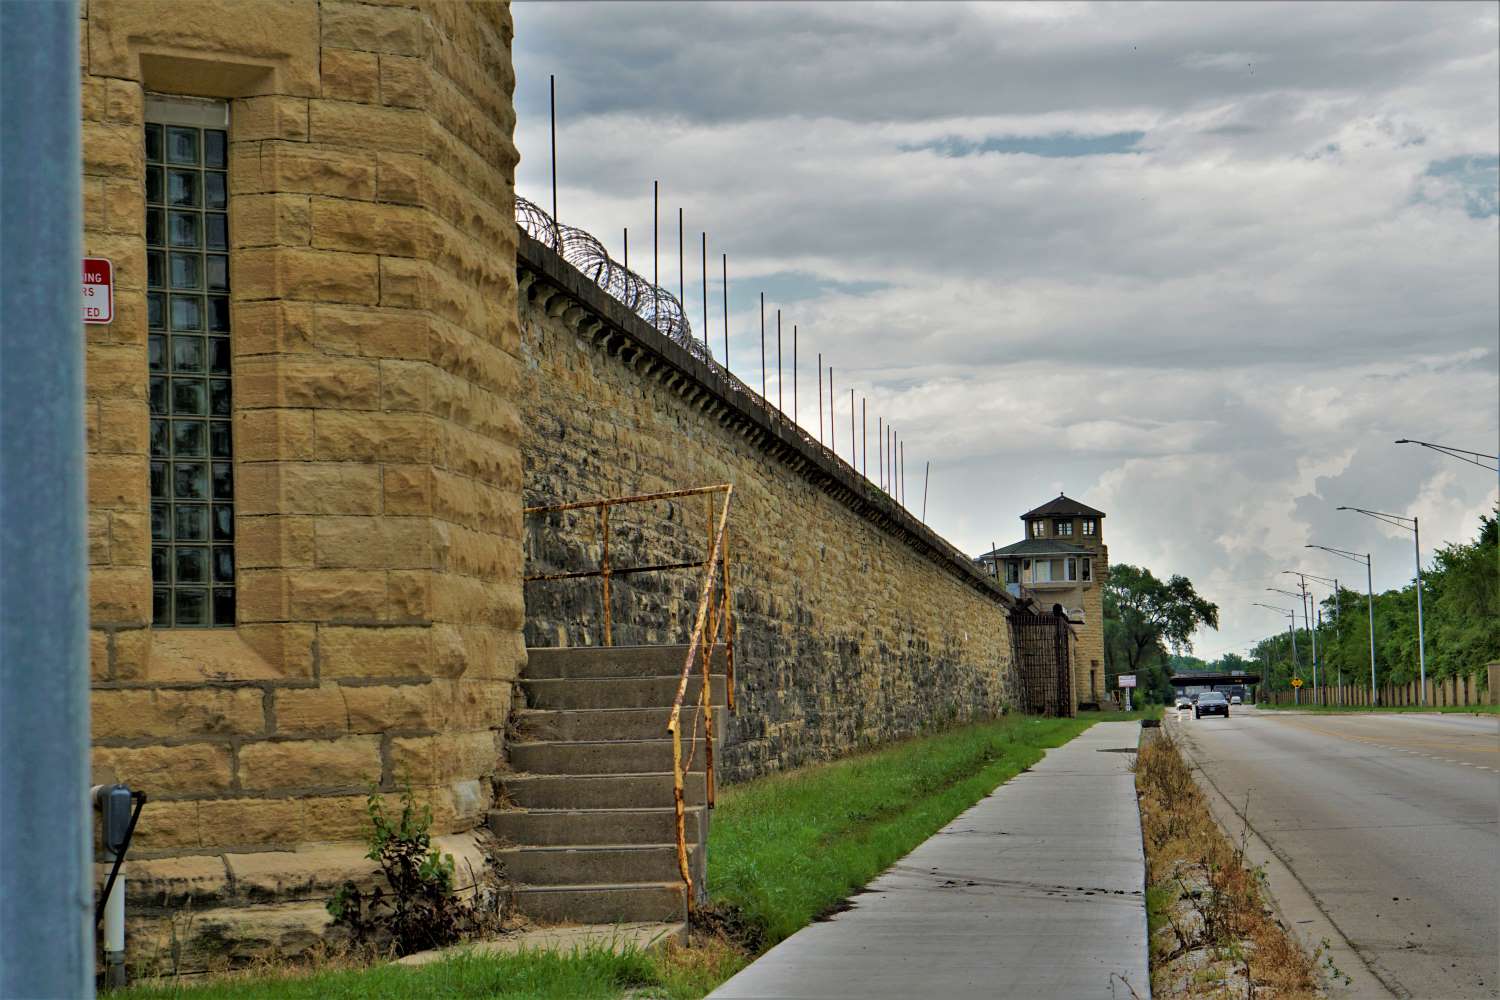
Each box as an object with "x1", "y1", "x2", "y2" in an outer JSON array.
[{"x1": 979, "y1": 494, "x2": 1110, "y2": 708}]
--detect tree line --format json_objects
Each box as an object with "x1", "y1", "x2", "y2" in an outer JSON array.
[
  {"x1": 1101, "y1": 509, "x2": 1497, "y2": 701},
  {"x1": 1247, "y1": 509, "x2": 1497, "y2": 692}
]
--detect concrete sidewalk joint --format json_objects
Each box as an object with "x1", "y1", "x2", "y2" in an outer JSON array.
[{"x1": 709, "y1": 721, "x2": 1151, "y2": 999}]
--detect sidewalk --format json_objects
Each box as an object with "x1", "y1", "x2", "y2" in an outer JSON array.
[{"x1": 708, "y1": 721, "x2": 1150, "y2": 999}]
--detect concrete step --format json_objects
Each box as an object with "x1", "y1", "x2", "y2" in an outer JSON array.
[
  {"x1": 508, "y1": 882, "x2": 688, "y2": 924},
  {"x1": 526, "y1": 644, "x2": 728, "y2": 679},
  {"x1": 502, "y1": 771, "x2": 708, "y2": 810},
  {"x1": 499, "y1": 844, "x2": 694, "y2": 886},
  {"x1": 510, "y1": 738, "x2": 720, "y2": 775},
  {"x1": 489, "y1": 807, "x2": 704, "y2": 847},
  {"x1": 515, "y1": 706, "x2": 725, "y2": 743},
  {"x1": 521, "y1": 674, "x2": 726, "y2": 710}
]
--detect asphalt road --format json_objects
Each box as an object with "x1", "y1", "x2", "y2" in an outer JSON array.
[{"x1": 1173, "y1": 706, "x2": 1499, "y2": 999}]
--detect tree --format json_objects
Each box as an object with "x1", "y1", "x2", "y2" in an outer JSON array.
[{"x1": 1104, "y1": 564, "x2": 1220, "y2": 702}]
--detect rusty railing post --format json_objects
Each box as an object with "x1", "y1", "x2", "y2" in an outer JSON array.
[{"x1": 601, "y1": 505, "x2": 612, "y2": 646}]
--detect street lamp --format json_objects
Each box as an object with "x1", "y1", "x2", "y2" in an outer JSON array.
[
  {"x1": 1253, "y1": 601, "x2": 1301, "y2": 703},
  {"x1": 1307, "y1": 544, "x2": 1378, "y2": 705},
  {"x1": 1291, "y1": 571, "x2": 1341, "y2": 689},
  {"x1": 1393, "y1": 438, "x2": 1498, "y2": 473},
  {"x1": 1337, "y1": 505, "x2": 1429, "y2": 704},
  {"x1": 1272, "y1": 587, "x2": 1320, "y2": 704}
]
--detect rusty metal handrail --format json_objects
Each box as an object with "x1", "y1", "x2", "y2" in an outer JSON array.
[
  {"x1": 523, "y1": 483, "x2": 736, "y2": 909},
  {"x1": 524, "y1": 485, "x2": 733, "y2": 648},
  {"x1": 666, "y1": 484, "x2": 733, "y2": 908}
]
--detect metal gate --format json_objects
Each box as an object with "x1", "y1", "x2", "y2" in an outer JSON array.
[{"x1": 1011, "y1": 610, "x2": 1074, "y2": 717}]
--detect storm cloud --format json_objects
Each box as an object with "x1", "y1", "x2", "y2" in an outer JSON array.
[{"x1": 512, "y1": 1, "x2": 1499, "y2": 654}]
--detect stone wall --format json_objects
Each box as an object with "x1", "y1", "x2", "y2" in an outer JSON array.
[
  {"x1": 516, "y1": 237, "x2": 1017, "y2": 782},
  {"x1": 81, "y1": 0, "x2": 521, "y2": 963}
]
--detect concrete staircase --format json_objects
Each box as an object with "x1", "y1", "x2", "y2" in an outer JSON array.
[{"x1": 491, "y1": 644, "x2": 728, "y2": 926}]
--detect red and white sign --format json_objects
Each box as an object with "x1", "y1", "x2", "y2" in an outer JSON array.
[{"x1": 83, "y1": 257, "x2": 114, "y2": 324}]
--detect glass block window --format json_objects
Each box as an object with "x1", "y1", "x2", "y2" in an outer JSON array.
[{"x1": 146, "y1": 98, "x2": 233, "y2": 628}]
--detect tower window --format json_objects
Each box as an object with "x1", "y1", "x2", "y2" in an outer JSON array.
[
  {"x1": 1082, "y1": 558, "x2": 1092, "y2": 582},
  {"x1": 1031, "y1": 520, "x2": 1046, "y2": 538},
  {"x1": 1082, "y1": 518, "x2": 1096, "y2": 536},
  {"x1": 1055, "y1": 518, "x2": 1073, "y2": 536},
  {"x1": 1065, "y1": 557, "x2": 1077, "y2": 581},
  {"x1": 147, "y1": 97, "x2": 234, "y2": 628}
]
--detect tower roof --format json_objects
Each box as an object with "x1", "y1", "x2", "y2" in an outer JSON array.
[{"x1": 1021, "y1": 493, "x2": 1106, "y2": 520}]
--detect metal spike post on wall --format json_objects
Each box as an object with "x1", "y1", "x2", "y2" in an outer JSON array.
[
  {"x1": 760, "y1": 293, "x2": 766, "y2": 401},
  {"x1": 817, "y1": 352, "x2": 823, "y2": 445},
  {"x1": 701, "y1": 232, "x2": 708, "y2": 351},
  {"x1": 776, "y1": 310, "x2": 783, "y2": 413},
  {"x1": 721, "y1": 253, "x2": 729, "y2": 367},
  {"x1": 793, "y1": 325, "x2": 798, "y2": 426},
  {"x1": 549, "y1": 74, "x2": 558, "y2": 230},
  {"x1": 829, "y1": 367, "x2": 835, "y2": 453}
]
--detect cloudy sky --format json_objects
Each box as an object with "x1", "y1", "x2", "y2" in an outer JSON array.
[{"x1": 511, "y1": 1, "x2": 1499, "y2": 656}]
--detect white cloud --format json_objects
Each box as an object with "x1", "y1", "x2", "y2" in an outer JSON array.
[{"x1": 513, "y1": 1, "x2": 1500, "y2": 651}]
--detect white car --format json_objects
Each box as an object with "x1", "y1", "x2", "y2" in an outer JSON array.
[
  {"x1": 1230, "y1": 695, "x2": 1242, "y2": 705},
  {"x1": 1174, "y1": 696, "x2": 1192, "y2": 711}
]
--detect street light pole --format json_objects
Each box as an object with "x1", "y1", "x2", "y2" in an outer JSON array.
[
  {"x1": 1270, "y1": 586, "x2": 1316, "y2": 703},
  {"x1": 1337, "y1": 506, "x2": 1427, "y2": 704},
  {"x1": 1254, "y1": 602, "x2": 1299, "y2": 702},
  {"x1": 1308, "y1": 544, "x2": 1377, "y2": 705}
]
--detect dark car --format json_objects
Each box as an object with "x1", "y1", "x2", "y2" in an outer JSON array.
[{"x1": 1195, "y1": 691, "x2": 1229, "y2": 719}]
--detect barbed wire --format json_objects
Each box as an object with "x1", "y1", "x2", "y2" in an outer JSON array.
[{"x1": 515, "y1": 195, "x2": 939, "y2": 532}]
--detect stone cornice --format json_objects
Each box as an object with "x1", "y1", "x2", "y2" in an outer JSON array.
[{"x1": 516, "y1": 232, "x2": 1015, "y2": 609}]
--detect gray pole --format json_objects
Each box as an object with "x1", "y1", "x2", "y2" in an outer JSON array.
[
  {"x1": 1303, "y1": 577, "x2": 1319, "y2": 705},
  {"x1": 1, "y1": 4, "x2": 92, "y2": 997},
  {"x1": 1334, "y1": 579, "x2": 1342, "y2": 689},
  {"x1": 1365, "y1": 555, "x2": 1378, "y2": 705},
  {"x1": 1413, "y1": 517, "x2": 1428, "y2": 705},
  {"x1": 1288, "y1": 620, "x2": 1299, "y2": 704}
]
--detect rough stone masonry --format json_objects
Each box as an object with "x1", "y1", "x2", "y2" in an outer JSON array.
[
  {"x1": 516, "y1": 236, "x2": 1018, "y2": 782},
  {"x1": 76, "y1": 0, "x2": 1033, "y2": 968}
]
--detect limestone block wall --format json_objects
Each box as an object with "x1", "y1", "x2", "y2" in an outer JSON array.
[
  {"x1": 516, "y1": 239, "x2": 1016, "y2": 782},
  {"x1": 80, "y1": 0, "x2": 522, "y2": 962}
]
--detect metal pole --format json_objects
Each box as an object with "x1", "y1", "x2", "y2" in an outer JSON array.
[
  {"x1": 701, "y1": 232, "x2": 707, "y2": 351},
  {"x1": 1338, "y1": 581, "x2": 1350, "y2": 692},
  {"x1": 817, "y1": 352, "x2": 823, "y2": 444},
  {"x1": 776, "y1": 310, "x2": 783, "y2": 413},
  {"x1": 623, "y1": 228, "x2": 628, "y2": 271},
  {"x1": 922, "y1": 461, "x2": 930, "y2": 522},
  {"x1": 549, "y1": 74, "x2": 558, "y2": 230},
  {"x1": 849, "y1": 389, "x2": 854, "y2": 467},
  {"x1": 1413, "y1": 516, "x2": 1427, "y2": 704},
  {"x1": 862, "y1": 398, "x2": 867, "y2": 478},
  {"x1": 1, "y1": 4, "x2": 91, "y2": 995},
  {"x1": 1365, "y1": 555, "x2": 1378, "y2": 705},
  {"x1": 1288, "y1": 620, "x2": 1299, "y2": 704},
  {"x1": 792, "y1": 325, "x2": 798, "y2": 426},
  {"x1": 877, "y1": 417, "x2": 883, "y2": 490},
  {"x1": 678, "y1": 207, "x2": 684, "y2": 318},
  {"x1": 721, "y1": 253, "x2": 728, "y2": 368},
  {"x1": 900, "y1": 442, "x2": 905, "y2": 506},
  {"x1": 1302, "y1": 577, "x2": 1319, "y2": 704},
  {"x1": 829, "y1": 367, "x2": 836, "y2": 452},
  {"x1": 759, "y1": 293, "x2": 766, "y2": 401},
  {"x1": 653, "y1": 181, "x2": 658, "y2": 292}
]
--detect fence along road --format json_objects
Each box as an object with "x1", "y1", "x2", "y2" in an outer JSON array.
[{"x1": 1175, "y1": 706, "x2": 1499, "y2": 999}]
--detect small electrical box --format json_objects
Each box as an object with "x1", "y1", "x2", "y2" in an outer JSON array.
[{"x1": 100, "y1": 784, "x2": 133, "y2": 854}]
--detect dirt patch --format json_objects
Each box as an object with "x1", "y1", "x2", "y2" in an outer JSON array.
[{"x1": 1135, "y1": 734, "x2": 1324, "y2": 998}]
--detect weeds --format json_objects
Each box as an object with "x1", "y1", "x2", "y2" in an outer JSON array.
[
  {"x1": 1134, "y1": 735, "x2": 1318, "y2": 998},
  {"x1": 327, "y1": 785, "x2": 498, "y2": 957}
]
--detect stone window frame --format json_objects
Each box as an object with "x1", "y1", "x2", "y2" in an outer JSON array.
[
  {"x1": 1081, "y1": 518, "x2": 1097, "y2": 536},
  {"x1": 146, "y1": 95, "x2": 236, "y2": 629},
  {"x1": 1054, "y1": 518, "x2": 1073, "y2": 536},
  {"x1": 101, "y1": 49, "x2": 321, "y2": 684},
  {"x1": 1030, "y1": 520, "x2": 1046, "y2": 538}
]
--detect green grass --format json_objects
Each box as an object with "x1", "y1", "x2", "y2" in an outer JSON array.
[
  {"x1": 706, "y1": 713, "x2": 1106, "y2": 944},
  {"x1": 1257, "y1": 702, "x2": 1497, "y2": 714},
  {"x1": 118, "y1": 945, "x2": 664, "y2": 1000},
  {"x1": 119, "y1": 711, "x2": 1125, "y2": 999}
]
